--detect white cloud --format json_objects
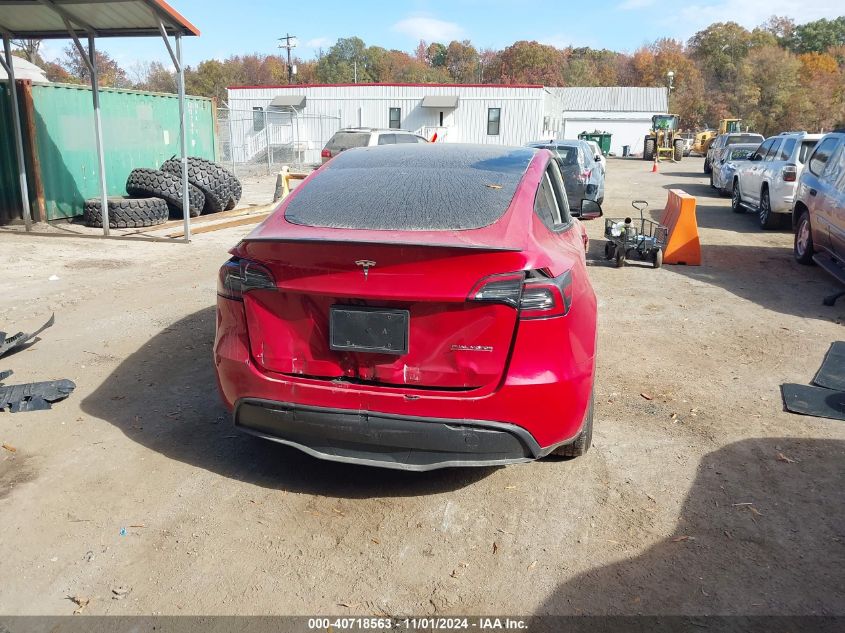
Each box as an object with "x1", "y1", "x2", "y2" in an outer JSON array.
[
  {"x1": 303, "y1": 37, "x2": 333, "y2": 49},
  {"x1": 391, "y1": 16, "x2": 466, "y2": 43},
  {"x1": 672, "y1": 0, "x2": 844, "y2": 38},
  {"x1": 618, "y1": 0, "x2": 657, "y2": 9}
]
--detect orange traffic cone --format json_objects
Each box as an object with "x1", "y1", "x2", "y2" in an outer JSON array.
[{"x1": 651, "y1": 157, "x2": 659, "y2": 173}]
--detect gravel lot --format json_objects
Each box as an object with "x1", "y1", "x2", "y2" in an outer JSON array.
[{"x1": 0, "y1": 156, "x2": 842, "y2": 616}]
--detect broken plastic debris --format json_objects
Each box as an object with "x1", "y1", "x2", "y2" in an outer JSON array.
[
  {"x1": 0, "y1": 314, "x2": 55, "y2": 359},
  {"x1": 48, "y1": 275, "x2": 60, "y2": 281},
  {"x1": 0, "y1": 378, "x2": 75, "y2": 413}
]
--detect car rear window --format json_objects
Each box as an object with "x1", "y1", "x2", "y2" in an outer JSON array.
[
  {"x1": 799, "y1": 140, "x2": 819, "y2": 164},
  {"x1": 726, "y1": 135, "x2": 764, "y2": 146},
  {"x1": 285, "y1": 144, "x2": 535, "y2": 231},
  {"x1": 729, "y1": 148, "x2": 753, "y2": 160},
  {"x1": 326, "y1": 132, "x2": 370, "y2": 152},
  {"x1": 808, "y1": 138, "x2": 839, "y2": 176}
]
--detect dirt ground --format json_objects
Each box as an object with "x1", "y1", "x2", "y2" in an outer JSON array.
[{"x1": 0, "y1": 157, "x2": 842, "y2": 617}]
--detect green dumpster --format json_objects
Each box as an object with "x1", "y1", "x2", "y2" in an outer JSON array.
[{"x1": 578, "y1": 131, "x2": 612, "y2": 156}]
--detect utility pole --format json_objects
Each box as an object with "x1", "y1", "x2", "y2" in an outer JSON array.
[{"x1": 278, "y1": 33, "x2": 297, "y2": 83}]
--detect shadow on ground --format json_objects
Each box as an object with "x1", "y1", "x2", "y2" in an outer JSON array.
[
  {"x1": 80, "y1": 306, "x2": 496, "y2": 497},
  {"x1": 539, "y1": 437, "x2": 845, "y2": 616}
]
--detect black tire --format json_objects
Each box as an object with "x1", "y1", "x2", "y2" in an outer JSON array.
[
  {"x1": 643, "y1": 138, "x2": 655, "y2": 161},
  {"x1": 161, "y1": 157, "x2": 231, "y2": 214},
  {"x1": 604, "y1": 242, "x2": 616, "y2": 260},
  {"x1": 652, "y1": 248, "x2": 663, "y2": 269},
  {"x1": 552, "y1": 390, "x2": 594, "y2": 458},
  {"x1": 125, "y1": 168, "x2": 204, "y2": 217},
  {"x1": 83, "y1": 196, "x2": 169, "y2": 229},
  {"x1": 709, "y1": 170, "x2": 717, "y2": 190},
  {"x1": 615, "y1": 250, "x2": 626, "y2": 268},
  {"x1": 226, "y1": 177, "x2": 242, "y2": 210},
  {"x1": 673, "y1": 139, "x2": 684, "y2": 162},
  {"x1": 731, "y1": 180, "x2": 744, "y2": 213},
  {"x1": 794, "y1": 210, "x2": 815, "y2": 265},
  {"x1": 758, "y1": 187, "x2": 778, "y2": 230},
  {"x1": 704, "y1": 158, "x2": 711, "y2": 174}
]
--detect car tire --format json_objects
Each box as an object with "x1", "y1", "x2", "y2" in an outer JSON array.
[
  {"x1": 551, "y1": 390, "x2": 593, "y2": 458},
  {"x1": 615, "y1": 250, "x2": 625, "y2": 267},
  {"x1": 709, "y1": 170, "x2": 716, "y2": 189},
  {"x1": 758, "y1": 187, "x2": 778, "y2": 230},
  {"x1": 794, "y1": 210, "x2": 815, "y2": 265},
  {"x1": 83, "y1": 196, "x2": 169, "y2": 229},
  {"x1": 731, "y1": 181, "x2": 744, "y2": 213},
  {"x1": 704, "y1": 158, "x2": 711, "y2": 174},
  {"x1": 160, "y1": 157, "x2": 232, "y2": 214},
  {"x1": 125, "y1": 168, "x2": 205, "y2": 218},
  {"x1": 604, "y1": 242, "x2": 616, "y2": 260}
]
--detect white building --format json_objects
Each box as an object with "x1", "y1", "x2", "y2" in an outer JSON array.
[
  {"x1": 550, "y1": 87, "x2": 668, "y2": 156},
  {"x1": 226, "y1": 83, "x2": 563, "y2": 164},
  {"x1": 0, "y1": 56, "x2": 49, "y2": 82},
  {"x1": 225, "y1": 84, "x2": 665, "y2": 164}
]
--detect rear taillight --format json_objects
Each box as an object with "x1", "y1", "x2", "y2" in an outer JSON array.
[
  {"x1": 783, "y1": 164, "x2": 797, "y2": 182},
  {"x1": 217, "y1": 258, "x2": 276, "y2": 301},
  {"x1": 321, "y1": 149, "x2": 332, "y2": 159},
  {"x1": 469, "y1": 270, "x2": 573, "y2": 318}
]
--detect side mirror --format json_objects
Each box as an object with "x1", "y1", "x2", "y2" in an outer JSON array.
[{"x1": 577, "y1": 199, "x2": 603, "y2": 220}]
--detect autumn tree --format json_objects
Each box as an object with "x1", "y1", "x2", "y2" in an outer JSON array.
[
  {"x1": 495, "y1": 41, "x2": 566, "y2": 85},
  {"x1": 57, "y1": 44, "x2": 130, "y2": 88},
  {"x1": 735, "y1": 45, "x2": 804, "y2": 135},
  {"x1": 445, "y1": 40, "x2": 478, "y2": 82}
]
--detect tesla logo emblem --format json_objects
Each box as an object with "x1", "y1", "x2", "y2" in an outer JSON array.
[{"x1": 355, "y1": 259, "x2": 376, "y2": 279}]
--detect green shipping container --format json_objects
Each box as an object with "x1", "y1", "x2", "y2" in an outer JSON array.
[
  {"x1": 0, "y1": 81, "x2": 23, "y2": 225},
  {"x1": 1, "y1": 81, "x2": 216, "y2": 222}
]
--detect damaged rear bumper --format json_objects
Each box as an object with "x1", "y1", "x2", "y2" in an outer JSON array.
[{"x1": 234, "y1": 398, "x2": 542, "y2": 471}]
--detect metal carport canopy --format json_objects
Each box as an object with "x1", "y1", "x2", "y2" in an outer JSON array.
[{"x1": 0, "y1": 0, "x2": 199, "y2": 240}]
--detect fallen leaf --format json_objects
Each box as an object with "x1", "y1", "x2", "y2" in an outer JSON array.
[
  {"x1": 338, "y1": 602, "x2": 358, "y2": 608},
  {"x1": 671, "y1": 535, "x2": 693, "y2": 542},
  {"x1": 332, "y1": 508, "x2": 345, "y2": 516},
  {"x1": 640, "y1": 393, "x2": 653, "y2": 401},
  {"x1": 504, "y1": 485, "x2": 517, "y2": 490},
  {"x1": 129, "y1": 524, "x2": 146, "y2": 528},
  {"x1": 492, "y1": 541, "x2": 499, "y2": 554},
  {"x1": 450, "y1": 569, "x2": 459, "y2": 578},
  {"x1": 67, "y1": 595, "x2": 90, "y2": 615},
  {"x1": 527, "y1": 560, "x2": 537, "y2": 570},
  {"x1": 776, "y1": 452, "x2": 797, "y2": 464},
  {"x1": 1, "y1": 443, "x2": 16, "y2": 453},
  {"x1": 371, "y1": 538, "x2": 380, "y2": 545}
]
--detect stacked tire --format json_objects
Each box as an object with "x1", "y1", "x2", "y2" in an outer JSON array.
[
  {"x1": 161, "y1": 157, "x2": 241, "y2": 215},
  {"x1": 83, "y1": 157, "x2": 242, "y2": 228}
]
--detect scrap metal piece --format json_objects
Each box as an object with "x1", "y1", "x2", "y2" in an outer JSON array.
[
  {"x1": 813, "y1": 341, "x2": 845, "y2": 392},
  {"x1": 0, "y1": 369, "x2": 11, "y2": 384},
  {"x1": 0, "y1": 379, "x2": 76, "y2": 413},
  {"x1": 781, "y1": 383, "x2": 845, "y2": 422},
  {"x1": 0, "y1": 314, "x2": 56, "y2": 359}
]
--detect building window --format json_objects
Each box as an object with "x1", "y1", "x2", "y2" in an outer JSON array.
[
  {"x1": 253, "y1": 107, "x2": 265, "y2": 132},
  {"x1": 487, "y1": 107, "x2": 501, "y2": 136},
  {"x1": 389, "y1": 107, "x2": 401, "y2": 129}
]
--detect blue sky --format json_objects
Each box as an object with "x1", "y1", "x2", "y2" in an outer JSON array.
[{"x1": 37, "y1": 0, "x2": 844, "y2": 72}]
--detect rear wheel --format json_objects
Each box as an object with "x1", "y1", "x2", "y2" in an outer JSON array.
[
  {"x1": 731, "y1": 181, "x2": 744, "y2": 213},
  {"x1": 794, "y1": 210, "x2": 815, "y2": 265},
  {"x1": 758, "y1": 187, "x2": 777, "y2": 230},
  {"x1": 551, "y1": 390, "x2": 593, "y2": 458},
  {"x1": 652, "y1": 248, "x2": 663, "y2": 269},
  {"x1": 673, "y1": 139, "x2": 684, "y2": 162},
  {"x1": 704, "y1": 158, "x2": 712, "y2": 174},
  {"x1": 709, "y1": 170, "x2": 716, "y2": 189}
]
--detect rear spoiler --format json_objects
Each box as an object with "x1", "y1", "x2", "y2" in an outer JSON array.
[{"x1": 242, "y1": 237, "x2": 521, "y2": 252}]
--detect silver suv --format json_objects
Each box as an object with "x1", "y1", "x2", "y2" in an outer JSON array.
[
  {"x1": 731, "y1": 132, "x2": 823, "y2": 229},
  {"x1": 321, "y1": 128, "x2": 428, "y2": 163}
]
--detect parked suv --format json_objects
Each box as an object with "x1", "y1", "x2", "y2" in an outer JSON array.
[
  {"x1": 793, "y1": 131, "x2": 845, "y2": 285},
  {"x1": 321, "y1": 128, "x2": 428, "y2": 163},
  {"x1": 731, "y1": 132, "x2": 823, "y2": 229},
  {"x1": 526, "y1": 140, "x2": 605, "y2": 209},
  {"x1": 704, "y1": 132, "x2": 764, "y2": 174}
]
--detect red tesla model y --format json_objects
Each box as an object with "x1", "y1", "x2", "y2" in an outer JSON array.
[{"x1": 214, "y1": 143, "x2": 602, "y2": 470}]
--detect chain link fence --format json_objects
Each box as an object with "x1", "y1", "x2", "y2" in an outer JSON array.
[{"x1": 217, "y1": 108, "x2": 341, "y2": 177}]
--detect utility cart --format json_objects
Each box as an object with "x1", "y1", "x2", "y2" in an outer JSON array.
[{"x1": 603, "y1": 200, "x2": 668, "y2": 268}]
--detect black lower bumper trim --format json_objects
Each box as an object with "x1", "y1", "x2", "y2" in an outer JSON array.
[{"x1": 233, "y1": 399, "x2": 542, "y2": 471}]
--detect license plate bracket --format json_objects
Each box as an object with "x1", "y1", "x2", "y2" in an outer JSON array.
[{"x1": 329, "y1": 306, "x2": 410, "y2": 355}]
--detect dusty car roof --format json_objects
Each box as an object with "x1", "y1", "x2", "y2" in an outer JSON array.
[{"x1": 284, "y1": 144, "x2": 537, "y2": 231}]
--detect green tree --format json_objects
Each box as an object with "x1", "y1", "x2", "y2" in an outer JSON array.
[
  {"x1": 445, "y1": 40, "x2": 479, "y2": 83},
  {"x1": 734, "y1": 45, "x2": 804, "y2": 135},
  {"x1": 688, "y1": 22, "x2": 752, "y2": 85},
  {"x1": 426, "y1": 42, "x2": 448, "y2": 68},
  {"x1": 58, "y1": 44, "x2": 130, "y2": 88},
  {"x1": 496, "y1": 41, "x2": 566, "y2": 85},
  {"x1": 791, "y1": 17, "x2": 845, "y2": 53}
]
